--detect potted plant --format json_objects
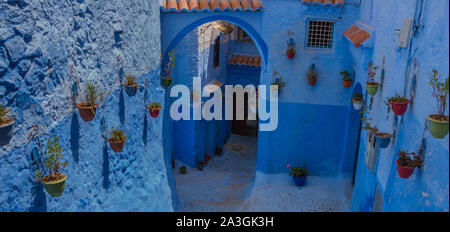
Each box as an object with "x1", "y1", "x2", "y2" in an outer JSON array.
[
  {"x1": 427, "y1": 70, "x2": 449, "y2": 139},
  {"x1": 396, "y1": 151, "x2": 423, "y2": 179},
  {"x1": 286, "y1": 38, "x2": 296, "y2": 59},
  {"x1": 286, "y1": 47, "x2": 296, "y2": 59},
  {"x1": 35, "y1": 136, "x2": 68, "y2": 197},
  {"x1": 306, "y1": 66, "x2": 317, "y2": 86},
  {"x1": 179, "y1": 166, "x2": 187, "y2": 174},
  {"x1": 375, "y1": 132, "x2": 392, "y2": 149},
  {"x1": 123, "y1": 75, "x2": 139, "y2": 97},
  {"x1": 108, "y1": 128, "x2": 126, "y2": 153},
  {"x1": 341, "y1": 70, "x2": 353, "y2": 88},
  {"x1": 148, "y1": 102, "x2": 162, "y2": 118},
  {"x1": 365, "y1": 61, "x2": 379, "y2": 96},
  {"x1": 77, "y1": 82, "x2": 104, "y2": 122},
  {"x1": 162, "y1": 49, "x2": 175, "y2": 87},
  {"x1": 352, "y1": 92, "x2": 364, "y2": 110},
  {"x1": 387, "y1": 94, "x2": 410, "y2": 116},
  {"x1": 0, "y1": 104, "x2": 14, "y2": 146},
  {"x1": 287, "y1": 164, "x2": 309, "y2": 186}
]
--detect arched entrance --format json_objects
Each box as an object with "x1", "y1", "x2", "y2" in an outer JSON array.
[{"x1": 160, "y1": 12, "x2": 268, "y2": 211}]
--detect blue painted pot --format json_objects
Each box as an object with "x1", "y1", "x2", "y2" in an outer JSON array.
[
  {"x1": 0, "y1": 121, "x2": 14, "y2": 146},
  {"x1": 376, "y1": 133, "x2": 392, "y2": 149},
  {"x1": 293, "y1": 176, "x2": 307, "y2": 186}
]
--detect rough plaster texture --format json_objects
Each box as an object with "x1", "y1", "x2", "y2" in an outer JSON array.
[{"x1": 0, "y1": 0, "x2": 173, "y2": 211}]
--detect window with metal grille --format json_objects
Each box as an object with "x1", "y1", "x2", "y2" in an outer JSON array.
[
  {"x1": 213, "y1": 36, "x2": 220, "y2": 68},
  {"x1": 306, "y1": 20, "x2": 335, "y2": 49}
]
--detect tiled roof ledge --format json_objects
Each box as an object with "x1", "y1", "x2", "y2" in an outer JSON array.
[{"x1": 355, "y1": 20, "x2": 375, "y2": 48}]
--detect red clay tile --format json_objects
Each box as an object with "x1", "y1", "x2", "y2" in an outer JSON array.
[
  {"x1": 210, "y1": 0, "x2": 221, "y2": 11},
  {"x1": 178, "y1": 0, "x2": 189, "y2": 11},
  {"x1": 251, "y1": 0, "x2": 263, "y2": 10},
  {"x1": 189, "y1": 0, "x2": 199, "y2": 11},
  {"x1": 220, "y1": 0, "x2": 232, "y2": 11},
  {"x1": 230, "y1": 0, "x2": 242, "y2": 11},
  {"x1": 161, "y1": 0, "x2": 167, "y2": 11},
  {"x1": 167, "y1": 0, "x2": 178, "y2": 11},
  {"x1": 241, "y1": 0, "x2": 252, "y2": 11},
  {"x1": 229, "y1": 55, "x2": 261, "y2": 67},
  {"x1": 302, "y1": 0, "x2": 344, "y2": 5},
  {"x1": 199, "y1": 0, "x2": 210, "y2": 11}
]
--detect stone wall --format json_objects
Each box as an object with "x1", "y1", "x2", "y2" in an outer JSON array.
[{"x1": 0, "y1": 0, "x2": 173, "y2": 211}]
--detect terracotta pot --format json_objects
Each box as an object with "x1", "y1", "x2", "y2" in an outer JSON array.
[
  {"x1": 396, "y1": 160, "x2": 415, "y2": 179},
  {"x1": 0, "y1": 120, "x2": 14, "y2": 146},
  {"x1": 343, "y1": 79, "x2": 353, "y2": 88},
  {"x1": 77, "y1": 103, "x2": 98, "y2": 122},
  {"x1": 286, "y1": 50, "x2": 296, "y2": 59},
  {"x1": 42, "y1": 174, "x2": 67, "y2": 197},
  {"x1": 161, "y1": 76, "x2": 173, "y2": 87},
  {"x1": 308, "y1": 76, "x2": 317, "y2": 86},
  {"x1": 108, "y1": 139, "x2": 125, "y2": 153},
  {"x1": 390, "y1": 100, "x2": 410, "y2": 116},
  {"x1": 124, "y1": 83, "x2": 139, "y2": 96},
  {"x1": 205, "y1": 154, "x2": 212, "y2": 166},
  {"x1": 427, "y1": 115, "x2": 449, "y2": 139},
  {"x1": 148, "y1": 107, "x2": 161, "y2": 118}
]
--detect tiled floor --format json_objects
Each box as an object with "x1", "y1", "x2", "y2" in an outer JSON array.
[{"x1": 173, "y1": 124, "x2": 353, "y2": 212}]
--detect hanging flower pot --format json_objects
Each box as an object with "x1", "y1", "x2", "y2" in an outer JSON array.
[
  {"x1": 376, "y1": 133, "x2": 392, "y2": 149},
  {"x1": 365, "y1": 61, "x2": 379, "y2": 96},
  {"x1": 77, "y1": 82, "x2": 103, "y2": 122},
  {"x1": 286, "y1": 48, "x2": 296, "y2": 59},
  {"x1": 271, "y1": 74, "x2": 286, "y2": 96},
  {"x1": 288, "y1": 165, "x2": 309, "y2": 187},
  {"x1": 0, "y1": 105, "x2": 14, "y2": 146},
  {"x1": 42, "y1": 174, "x2": 67, "y2": 197},
  {"x1": 307, "y1": 67, "x2": 317, "y2": 86},
  {"x1": 108, "y1": 128, "x2": 126, "y2": 153},
  {"x1": 340, "y1": 70, "x2": 353, "y2": 88},
  {"x1": 123, "y1": 75, "x2": 139, "y2": 97},
  {"x1": 148, "y1": 102, "x2": 162, "y2": 118},
  {"x1": 179, "y1": 166, "x2": 187, "y2": 174},
  {"x1": 352, "y1": 92, "x2": 364, "y2": 111},
  {"x1": 77, "y1": 103, "x2": 98, "y2": 122},
  {"x1": 396, "y1": 151, "x2": 423, "y2": 179},
  {"x1": 365, "y1": 82, "x2": 379, "y2": 96},
  {"x1": 427, "y1": 115, "x2": 449, "y2": 139},
  {"x1": 37, "y1": 136, "x2": 68, "y2": 197},
  {"x1": 161, "y1": 76, "x2": 173, "y2": 87},
  {"x1": 308, "y1": 76, "x2": 317, "y2": 86},
  {"x1": 426, "y1": 70, "x2": 449, "y2": 139},
  {"x1": 388, "y1": 95, "x2": 410, "y2": 116}
]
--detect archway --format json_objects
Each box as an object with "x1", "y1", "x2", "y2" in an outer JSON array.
[{"x1": 160, "y1": 14, "x2": 268, "y2": 211}]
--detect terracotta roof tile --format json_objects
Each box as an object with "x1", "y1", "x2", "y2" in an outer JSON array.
[
  {"x1": 229, "y1": 55, "x2": 261, "y2": 67},
  {"x1": 343, "y1": 25, "x2": 370, "y2": 48},
  {"x1": 301, "y1": 0, "x2": 345, "y2": 6},
  {"x1": 162, "y1": 0, "x2": 262, "y2": 13}
]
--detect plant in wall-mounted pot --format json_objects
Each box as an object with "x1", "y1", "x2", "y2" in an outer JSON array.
[
  {"x1": 286, "y1": 38, "x2": 296, "y2": 59},
  {"x1": 365, "y1": 61, "x2": 379, "y2": 96},
  {"x1": 108, "y1": 128, "x2": 126, "y2": 153},
  {"x1": 148, "y1": 102, "x2": 162, "y2": 118},
  {"x1": 179, "y1": 166, "x2": 187, "y2": 175},
  {"x1": 352, "y1": 92, "x2": 364, "y2": 110},
  {"x1": 306, "y1": 65, "x2": 317, "y2": 86},
  {"x1": 77, "y1": 82, "x2": 104, "y2": 122},
  {"x1": 287, "y1": 164, "x2": 309, "y2": 186},
  {"x1": 123, "y1": 75, "x2": 139, "y2": 97},
  {"x1": 427, "y1": 70, "x2": 449, "y2": 139},
  {"x1": 375, "y1": 132, "x2": 392, "y2": 149},
  {"x1": 35, "y1": 136, "x2": 68, "y2": 197},
  {"x1": 0, "y1": 104, "x2": 14, "y2": 146},
  {"x1": 396, "y1": 151, "x2": 423, "y2": 179},
  {"x1": 341, "y1": 70, "x2": 353, "y2": 88},
  {"x1": 271, "y1": 71, "x2": 286, "y2": 96},
  {"x1": 387, "y1": 94, "x2": 410, "y2": 116},
  {"x1": 162, "y1": 49, "x2": 175, "y2": 87}
]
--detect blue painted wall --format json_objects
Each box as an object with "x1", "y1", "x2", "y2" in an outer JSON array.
[
  {"x1": 350, "y1": 0, "x2": 449, "y2": 212},
  {"x1": 0, "y1": 0, "x2": 174, "y2": 211}
]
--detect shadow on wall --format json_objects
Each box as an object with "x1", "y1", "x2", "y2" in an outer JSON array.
[
  {"x1": 29, "y1": 181, "x2": 47, "y2": 212},
  {"x1": 70, "y1": 112, "x2": 80, "y2": 163}
]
